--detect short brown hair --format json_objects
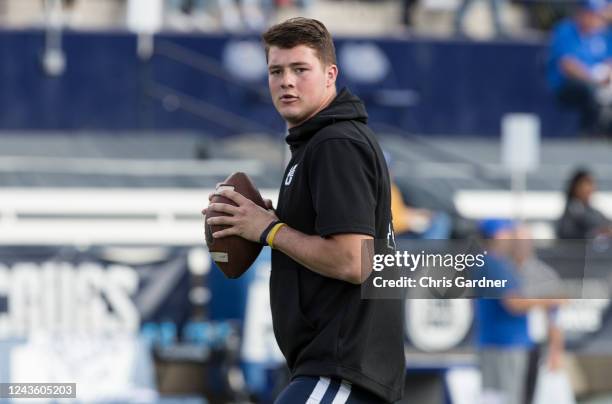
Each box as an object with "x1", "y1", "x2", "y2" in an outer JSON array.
[{"x1": 262, "y1": 18, "x2": 336, "y2": 66}]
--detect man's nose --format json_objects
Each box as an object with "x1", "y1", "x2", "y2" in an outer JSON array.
[{"x1": 280, "y1": 72, "x2": 295, "y2": 88}]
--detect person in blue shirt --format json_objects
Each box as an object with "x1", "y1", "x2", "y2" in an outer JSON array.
[
  {"x1": 476, "y1": 219, "x2": 565, "y2": 404},
  {"x1": 548, "y1": 0, "x2": 612, "y2": 135}
]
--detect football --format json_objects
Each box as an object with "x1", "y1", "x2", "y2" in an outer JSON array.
[{"x1": 204, "y1": 172, "x2": 266, "y2": 278}]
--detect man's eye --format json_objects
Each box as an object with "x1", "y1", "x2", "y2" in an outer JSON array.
[
  {"x1": 270, "y1": 70, "x2": 280, "y2": 75},
  {"x1": 295, "y1": 68, "x2": 306, "y2": 73}
]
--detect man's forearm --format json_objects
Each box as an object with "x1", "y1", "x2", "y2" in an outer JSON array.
[
  {"x1": 547, "y1": 323, "x2": 565, "y2": 370},
  {"x1": 503, "y1": 297, "x2": 565, "y2": 314},
  {"x1": 549, "y1": 324, "x2": 563, "y2": 350},
  {"x1": 271, "y1": 225, "x2": 365, "y2": 284},
  {"x1": 560, "y1": 57, "x2": 598, "y2": 84}
]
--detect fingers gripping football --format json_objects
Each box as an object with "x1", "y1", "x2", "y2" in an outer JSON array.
[{"x1": 207, "y1": 189, "x2": 278, "y2": 242}]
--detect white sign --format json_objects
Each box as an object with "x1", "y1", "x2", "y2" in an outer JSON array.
[
  {"x1": 11, "y1": 335, "x2": 158, "y2": 403},
  {"x1": 127, "y1": 0, "x2": 163, "y2": 33},
  {"x1": 501, "y1": 113, "x2": 540, "y2": 173},
  {"x1": 0, "y1": 262, "x2": 139, "y2": 338}
]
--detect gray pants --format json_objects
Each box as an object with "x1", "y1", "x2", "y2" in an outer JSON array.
[{"x1": 479, "y1": 348, "x2": 529, "y2": 404}]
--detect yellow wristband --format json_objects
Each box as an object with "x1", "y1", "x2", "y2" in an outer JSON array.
[{"x1": 266, "y1": 223, "x2": 286, "y2": 249}]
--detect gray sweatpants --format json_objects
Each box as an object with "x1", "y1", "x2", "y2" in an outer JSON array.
[{"x1": 479, "y1": 348, "x2": 529, "y2": 404}]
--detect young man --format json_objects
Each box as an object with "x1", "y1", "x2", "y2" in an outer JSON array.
[
  {"x1": 205, "y1": 18, "x2": 405, "y2": 403},
  {"x1": 547, "y1": 0, "x2": 612, "y2": 135}
]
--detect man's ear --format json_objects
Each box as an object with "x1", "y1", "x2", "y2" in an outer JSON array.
[{"x1": 326, "y1": 64, "x2": 338, "y2": 88}]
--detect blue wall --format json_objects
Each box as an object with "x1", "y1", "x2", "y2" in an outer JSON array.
[{"x1": 0, "y1": 29, "x2": 577, "y2": 137}]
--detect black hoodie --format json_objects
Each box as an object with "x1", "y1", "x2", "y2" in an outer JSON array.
[{"x1": 271, "y1": 88, "x2": 405, "y2": 402}]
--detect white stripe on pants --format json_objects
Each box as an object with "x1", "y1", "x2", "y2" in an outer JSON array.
[
  {"x1": 331, "y1": 381, "x2": 352, "y2": 404},
  {"x1": 306, "y1": 377, "x2": 331, "y2": 404}
]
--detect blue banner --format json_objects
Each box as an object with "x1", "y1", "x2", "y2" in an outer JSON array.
[{"x1": 0, "y1": 31, "x2": 578, "y2": 137}]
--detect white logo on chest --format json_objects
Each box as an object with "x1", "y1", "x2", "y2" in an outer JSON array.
[
  {"x1": 387, "y1": 222, "x2": 396, "y2": 250},
  {"x1": 284, "y1": 164, "x2": 298, "y2": 186}
]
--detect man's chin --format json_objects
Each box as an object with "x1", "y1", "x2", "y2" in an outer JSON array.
[{"x1": 280, "y1": 112, "x2": 306, "y2": 127}]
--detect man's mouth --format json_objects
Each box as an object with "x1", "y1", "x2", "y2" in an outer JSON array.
[{"x1": 280, "y1": 95, "x2": 298, "y2": 103}]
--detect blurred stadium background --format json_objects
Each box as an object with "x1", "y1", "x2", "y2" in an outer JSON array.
[{"x1": 0, "y1": 0, "x2": 611, "y2": 403}]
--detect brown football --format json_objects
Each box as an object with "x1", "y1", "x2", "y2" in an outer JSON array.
[{"x1": 204, "y1": 172, "x2": 266, "y2": 279}]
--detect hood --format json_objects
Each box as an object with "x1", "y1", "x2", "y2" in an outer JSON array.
[{"x1": 285, "y1": 88, "x2": 368, "y2": 151}]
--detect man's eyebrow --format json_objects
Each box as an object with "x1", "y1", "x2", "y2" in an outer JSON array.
[{"x1": 268, "y1": 62, "x2": 311, "y2": 70}]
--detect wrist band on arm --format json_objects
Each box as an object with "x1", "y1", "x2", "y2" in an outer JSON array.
[
  {"x1": 259, "y1": 220, "x2": 282, "y2": 246},
  {"x1": 266, "y1": 222, "x2": 286, "y2": 249}
]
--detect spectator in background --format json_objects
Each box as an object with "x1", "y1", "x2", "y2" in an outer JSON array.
[
  {"x1": 390, "y1": 181, "x2": 452, "y2": 239},
  {"x1": 547, "y1": 0, "x2": 612, "y2": 136},
  {"x1": 384, "y1": 151, "x2": 452, "y2": 239},
  {"x1": 166, "y1": 0, "x2": 274, "y2": 31},
  {"x1": 476, "y1": 219, "x2": 565, "y2": 404},
  {"x1": 454, "y1": 0, "x2": 505, "y2": 37},
  {"x1": 276, "y1": 0, "x2": 314, "y2": 11},
  {"x1": 166, "y1": 0, "x2": 216, "y2": 30},
  {"x1": 557, "y1": 168, "x2": 612, "y2": 238},
  {"x1": 512, "y1": 225, "x2": 567, "y2": 401},
  {"x1": 401, "y1": 0, "x2": 418, "y2": 27},
  {"x1": 220, "y1": 0, "x2": 274, "y2": 31}
]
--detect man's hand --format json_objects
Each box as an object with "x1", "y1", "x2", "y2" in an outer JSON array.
[
  {"x1": 547, "y1": 324, "x2": 564, "y2": 371},
  {"x1": 203, "y1": 187, "x2": 273, "y2": 210},
  {"x1": 204, "y1": 189, "x2": 278, "y2": 243},
  {"x1": 547, "y1": 347, "x2": 564, "y2": 371},
  {"x1": 263, "y1": 198, "x2": 274, "y2": 210}
]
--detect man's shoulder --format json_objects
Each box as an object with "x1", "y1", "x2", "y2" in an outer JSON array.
[
  {"x1": 552, "y1": 19, "x2": 577, "y2": 39},
  {"x1": 308, "y1": 120, "x2": 375, "y2": 151}
]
